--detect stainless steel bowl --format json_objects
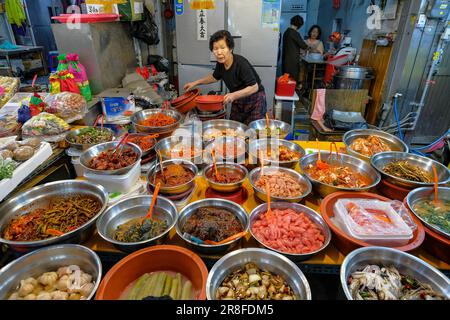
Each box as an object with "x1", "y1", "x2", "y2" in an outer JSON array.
[
  {"x1": 371, "y1": 151, "x2": 450, "y2": 188},
  {"x1": 126, "y1": 133, "x2": 157, "y2": 158},
  {"x1": 0, "y1": 180, "x2": 108, "y2": 254},
  {"x1": 65, "y1": 127, "x2": 115, "y2": 151},
  {"x1": 0, "y1": 244, "x2": 102, "y2": 300},
  {"x1": 340, "y1": 246, "x2": 450, "y2": 300},
  {"x1": 176, "y1": 199, "x2": 249, "y2": 254},
  {"x1": 79, "y1": 141, "x2": 142, "y2": 176},
  {"x1": 248, "y1": 138, "x2": 305, "y2": 168},
  {"x1": 248, "y1": 166, "x2": 312, "y2": 202},
  {"x1": 154, "y1": 135, "x2": 203, "y2": 164},
  {"x1": 147, "y1": 159, "x2": 198, "y2": 195},
  {"x1": 406, "y1": 187, "x2": 450, "y2": 239},
  {"x1": 131, "y1": 108, "x2": 182, "y2": 134},
  {"x1": 249, "y1": 202, "x2": 331, "y2": 262},
  {"x1": 203, "y1": 163, "x2": 248, "y2": 193},
  {"x1": 96, "y1": 195, "x2": 178, "y2": 253},
  {"x1": 203, "y1": 136, "x2": 247, "y2": 164},
  {"x1": 202, "y1": 119, "x2": 248, "y2": 144},
  {"x1": 206, "y1": 248, "x2": 312, "y2": 300},
  {"x1": 343, "y1": 129, "x2": 409, "y2": 162},
  {"x1": 299, "y1": 152, "x2": 381, "y2": 197},
  {"x1": 248, "y1": 119, "x2": 291, "y2": 139}
]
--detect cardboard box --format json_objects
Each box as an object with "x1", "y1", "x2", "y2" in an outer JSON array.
[
  {"x1": 22, "y1": 59, "x2": 43, "y2": 71},
  {"x1": 85, "y1": 0, "x2": 144, "y2": 21}
]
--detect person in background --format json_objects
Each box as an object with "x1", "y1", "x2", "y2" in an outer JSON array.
[
  {"x1": 281, "y1": 15, "x2": 308, "y2": 90},
  {"x1": 184, "y1": 30, "x2": 266, "y2": 125},
  {"x1": 305, "y1": 25, "x2": 324, "y2": 55}
]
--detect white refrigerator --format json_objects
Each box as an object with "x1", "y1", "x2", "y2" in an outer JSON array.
[{"x1": 175, "y1": 0, "x2": 281, "y2": 108}]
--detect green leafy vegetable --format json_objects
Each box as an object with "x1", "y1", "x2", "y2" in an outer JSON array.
[{"x1": 0, "y1": 156, "x2": 17, "y2": 180}]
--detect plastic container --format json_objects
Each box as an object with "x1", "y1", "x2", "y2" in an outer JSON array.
[
  {"x1": 333, "y1": 199, "x2": 413, "y2": 246},
  {"x1": 71, "y1": 157, "x2": 86, "y2": 177},
  {"x1": 195, "y1": 95, "x2": 224, "y2": 112},
  {"x1": 275, "y1": 77, "x2": 296, "y2": 97},
  {"x1": 83, "y1": 161, "x2": 141, "y2": 193}
]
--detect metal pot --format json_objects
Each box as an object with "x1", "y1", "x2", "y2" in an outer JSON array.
[
  {"x1": 335, "y1": 66, "x2": 371, "y2": 79},
  {"x1": 334, "y1": 75, "x2": 374, "y2": 90}
]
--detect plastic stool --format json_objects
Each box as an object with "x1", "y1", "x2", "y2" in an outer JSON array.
[{"x1": 48, "y1": 51, "x2": 59, "y2": 73}]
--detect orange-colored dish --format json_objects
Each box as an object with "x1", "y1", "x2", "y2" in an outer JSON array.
[{"x1": 140, "y1": 113, "x2": 176, "y2": 127}]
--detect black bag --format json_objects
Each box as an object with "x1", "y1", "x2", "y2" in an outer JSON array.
[
  {"x1": 147, "y1": 55, "x2": 169, "y2": 73},
  {"x1": 323, "y1": 109, "x2": 368, "y2": 131},
  {"x1": 130, "y1": 8, "x2": 160, "y2": 45}
]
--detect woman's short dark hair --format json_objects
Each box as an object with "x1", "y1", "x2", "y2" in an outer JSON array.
[
  {"x1": 308, "y1": 25, "x2": 322, "y2": 39},
  {"x1": 290, "y1": 15, "x2": 304, "y2": 28},
  {"x1": 209, "y1": 30, "x2": 235, "y2": 51}
]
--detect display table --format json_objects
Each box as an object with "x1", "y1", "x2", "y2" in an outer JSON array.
[{"x1": 84, "y1": 141, "x2": 450, "y2": 273}]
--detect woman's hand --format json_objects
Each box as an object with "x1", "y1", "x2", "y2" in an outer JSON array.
[
  {"x1": 223, "y1": 92, "x2": 238, "y2": 104},
  {"x1": 183, "y1": 81, "x2": 197, "y2": 92}
]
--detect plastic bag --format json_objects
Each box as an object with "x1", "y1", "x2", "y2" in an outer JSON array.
[
  {"x1": 22, "y1": 112, "x2": 69, "y2": 142},
  {"x1": 49, "y1": 73, "x2": 61, "y2": 94},
  {"x1": 59, "y1": 71, "x2": 81, "y2": 95},
  {"x1": 44, "y1": 92, "x2": 87, "y2": 123},
  {"x1": 0, "y1": 113, "x2": 20, "y2": 137},
  {"x1": 56, "y1": 53, "x2": 68, "y2": 72},
  {"x1": 130, "y1": 8, "x2": 159, "y2": 45},
  {"x1": 67, "y1": 53, "x2": 92, "y2": 101},
  {"x1": 29, "y1": 92, "x2": 46, "y2": 117}
]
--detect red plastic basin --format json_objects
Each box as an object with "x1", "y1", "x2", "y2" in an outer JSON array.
[{"x1": 195, "y1": 95, "x2": 224, "y2": 112}]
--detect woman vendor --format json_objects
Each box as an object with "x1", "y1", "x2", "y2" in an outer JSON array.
[{"x1": 184, "y1": 30, "x2": 267, "y2": 125}]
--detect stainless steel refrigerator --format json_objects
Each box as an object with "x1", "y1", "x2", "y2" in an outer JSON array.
[{"x1": 175, "y1": 0, "x2": 282, "y2": 107}]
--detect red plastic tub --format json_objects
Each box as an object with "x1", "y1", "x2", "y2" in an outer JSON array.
[
  {"x1": 195, "y1": 95, "x2": 224, "y2": 112},
  {"x1": 275, "y1": 77, "x2": 296, "y2": 97}
]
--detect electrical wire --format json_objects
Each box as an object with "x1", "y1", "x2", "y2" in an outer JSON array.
[{"x1": 393, "y1": 96, "x2": 404, "y2": 141}]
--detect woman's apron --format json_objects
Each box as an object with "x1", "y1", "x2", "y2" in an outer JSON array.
[{"x1": 229, "y1": 90, "x2": 267, "y2": 125}]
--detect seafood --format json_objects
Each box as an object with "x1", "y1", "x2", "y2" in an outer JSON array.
[
  {"x1": 304, "y1": 163, "x2": 370, "y2": 188},
  {"x1": 348, "y1": 264, "x2": 446, "y2": 300},
  {"x1": 350, "y1": 135, "x2": 391, "y2": 157},
  {"x1": 383, "y1": 160, "x2": 432, "y2": 183},
  {"x1": 260, "y1": 146, "x2": 301, "y2": 162}
]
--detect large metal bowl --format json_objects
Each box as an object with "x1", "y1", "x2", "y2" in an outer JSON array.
[
  {"x1": 340, "y1": 246, "x2": 450, "y2": 300},
  {"x1": 206, "y1": 248, "x2": 311, "y2": 300},
  {"x1": 0, "y1": 244, "x2": 102, "y2": 300},
  {"x1": 299, "y1": 152, "x2": 381, "y2": 197},
  {"x1": 371, "y1": 151, "x2": 450, "y2": 188},
  {"x1": 131, "y1": 108, "x2": 182, "y2": 134},
  {"x1": 202, "y1": 119, "x2": 248, "y2": 144},
  {"x1": 0, "y1": 180, "x2": 108, "y2": 254},
  {"x1": 406, "y1": 187, "x2": 450, "y2": 239},
  {"x1": 154, "y1": 135, "x2": 203, "y2": 164},
  {"x1": 248, "y1": 119, "x2": 291, "y2": 139},
  {"x1": 249, "y1": 202, "x2": 331, "y2": 262},
  {"x1": 249, "y1": 166, "x2": 312, "y2": 202},
  {"x1": 79, "y1": 141, "x2": 142, "y2": 176},
  {"x1": 125, "y1": 133, "x2": 157, "y2": 158},
  {"x1": 65, "y1": 127, "x2": 115, "y2": 151},
  {"x1": 176, "y1": 199, "x2": 249, "y2": 254},
  {"x1": 203, "y1": 136, "x2": 247, "y2": 165},
  {"x1": 147, "y1": 159, "x2": 198, "y2": 195},
  {"x1": 96, "y1": 195, "x2": 178, "y2": 253},
  {"x1": 203, "y1": 163, "x2": 248, "y2": 193},
  {"x1": 248, "y1": 138, "x2": 305, "y2": 168},
  {"x1": 343, "y1": 129, "x2": 409, "y2": 162}
]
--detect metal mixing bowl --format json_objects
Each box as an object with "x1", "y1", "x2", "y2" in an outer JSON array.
[
  {"x1": 248, "y1": 138, "x2": 305, "y2": 168},
  {"x1": 203, "y1": 136, "x2": 247, "y2": 164},
  {"x1": 343, "y1": 129, "x2": 409, "y2": 162},
  {"x1": 0, "y1": 244, "x2": 102, "y2": 300},
  {"x1": 202, "y1": 119, "x2": 249, "y2": 144},
  {"x1": 131, "y1": 108, "x2": 182, "y2": 134},
  {"x1": 406, "y1": 187, "x2": 450, "y2": 239},
  {"x1": 65, "y1": 127, "x2": 115, "y2": 151},
  {"x1": 126, "y1": 133, "x2": 157, "y2": 158},
  {"x1": 371, "y1": 151, "x2": 450, "y2": 188},
  {"x1": 96, "y1": 195, "x2": 178, "y2": 253},
  {"x1": 0, "y1": 180, "x2": 108, "y2": 254},
  {"x1": 299, "y1": 152, "x2": 381, "y2": 197},
  {"x1": 203, "y1": 163, "x2": 248, "y2": 193},
  {"x1": 147, "y1": 159, "x2": 198, "y2": 195},
  {"x1": 249, "y1": 202, "x2": 331, "y2": 262},
  {"x1": 340, "y1": 246, "x2": 450, "y2": 300},
  {"x1": 248, "y1": 119, "x2": 291, "y2": 139},
  {"x1": 249, "y1": 166, "x2": 312, "y2": 202},
  {"x1": 79, "y1": 141, "x2": 142, "y2": 176},
  {"x1": 206, "y1": 248, "x2": 312, "y2": 300},
  {"x1": 154, "y1": 135, "x2": 203, "y2": 164},
  {"x1": 176, "y1": 199, "x2": 249, "y2": 254}
]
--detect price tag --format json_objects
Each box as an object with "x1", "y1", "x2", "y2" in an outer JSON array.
[{"x1": 86, "y1": 4, "x2": 104, "y2": 14}]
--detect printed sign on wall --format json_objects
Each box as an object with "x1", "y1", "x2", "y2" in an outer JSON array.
[{"x1": 197, "y1": 9, "x2": 207, "y2": 41}]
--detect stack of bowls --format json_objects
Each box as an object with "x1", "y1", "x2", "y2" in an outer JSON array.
[
  {"x1": 96, "y1": 195, "x2": 178, "y2": 253},
  {"x1": 171, "y1": 89, "x2": 200, "y2": 114},
  {"x1": 195, "y1": 95, "x2": 225, "y2": 112}
]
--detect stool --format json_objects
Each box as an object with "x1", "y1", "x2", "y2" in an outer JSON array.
[
  {"x1": 48, "y1": 51, "x2": 59, "y2": 73},
  {"x1": 274, "y1": 92, "x2": 299, "y2": 135}
]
